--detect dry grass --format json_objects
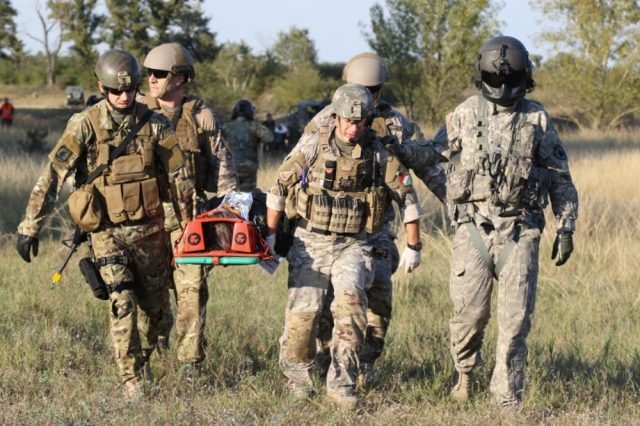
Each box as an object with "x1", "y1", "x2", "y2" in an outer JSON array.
[{"x1": 1, "y1": 115, "x2": 640, "y2": 424}]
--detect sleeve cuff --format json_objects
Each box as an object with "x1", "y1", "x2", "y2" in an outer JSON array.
[
  {"x1": 266, "y1": 193, "x2": 286, "y2": 211},
  {"x1": 402, "y1": 203, "x2": 424, "y2": 224}
]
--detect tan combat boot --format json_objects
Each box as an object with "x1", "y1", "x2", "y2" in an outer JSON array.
[
  {"x1": 123, "y1": 379, "x2": 143, "y2": 401},
  {"x1": 326, "y1": 387, "x2": 359, "y2": 411},
  {"x1": 356, "y1": 362, "x2": 378, "y2": 390},
  {"x1": 450, "y1": 371, "x2": 472, "y2": 401}
]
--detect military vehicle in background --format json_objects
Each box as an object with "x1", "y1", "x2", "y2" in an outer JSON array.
[{"x1": 65, "y1": 85, "x2": 85, "y2": 107}]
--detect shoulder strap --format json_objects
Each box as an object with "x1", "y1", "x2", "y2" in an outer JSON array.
[{"x1": 84, "y1": 108, "x2": 154, "y2": 185}]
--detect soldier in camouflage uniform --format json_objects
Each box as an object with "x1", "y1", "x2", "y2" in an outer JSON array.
[
  {"x1": 304, "y1": 52, "x2": 445, "y2": 386},
  {"x1": 15, "y1": 49, "x2": 193, "y2": 399},
  {"x1": 141, "y1": 43, "x2": 237, "y2": 371},
  {"x1": 265, "y1": 83, "x2": 424, "y2": 410},
  {"x1": 223, "y1": 99, "x2": 273, "y2": 191},
  {"x1": 399, "y1": 36, "x2": 578, "y2": 408}
]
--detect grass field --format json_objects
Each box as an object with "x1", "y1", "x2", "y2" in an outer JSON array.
[{"x1": 0, "y1": 112, "x2": 639, "y2": 424}]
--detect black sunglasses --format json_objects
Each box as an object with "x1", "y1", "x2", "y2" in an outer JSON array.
[
  {"x1": 147, "y1": 69, "x2": 171, "y2": 79},
  {"x1": 105, "y1": 87, "x2": 136, "y2": 96}
]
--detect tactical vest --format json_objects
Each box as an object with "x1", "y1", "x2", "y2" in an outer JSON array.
[
  {"x1": 446, "y1": 97, "x2": 549, "y2": 215},
  {"x1": 84, "y1": 105, "x2": 164, "y2": 225},
  {"x1": 145, "y1": 96, "x2": 215, "y2": 192},
  {"x1": 225, "y1": 119, "x2": 258, "y2": 165},
  {"x1": 295, "y1": 128, "x2": 387, "y2": 235}
]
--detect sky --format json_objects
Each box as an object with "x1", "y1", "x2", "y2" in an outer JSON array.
[{"x1": 13, "y1": 0, "x2": 547, "y2": 62}]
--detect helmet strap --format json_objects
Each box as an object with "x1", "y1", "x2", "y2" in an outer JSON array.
[{"x1": 152, "y1": 73, "x2": 174, "y2": 100}]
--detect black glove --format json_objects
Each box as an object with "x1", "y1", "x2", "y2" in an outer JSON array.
[
  {"x1": 72, "y1": 227, "x2": 88, "y2": 246},
  {"x1": 382, "y1": 136, "x2": 408, "y2": 160},
  {"x1": 16, "y1": 233, "x2": 39, "y2": 263},
  {"x1": 551, "y1": 232, "x2": 573, "y2": 266}
]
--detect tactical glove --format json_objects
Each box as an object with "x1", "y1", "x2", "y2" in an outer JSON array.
[
  {"x1": 399, "y1": 246, "x2": 421, "y2": 273},
  {"x1": 551, "y1": 232, "x2": 573, "y2": 266},
  {"x1": 382, "y1": 136, "x2": 408, "y2": 160},
  {"x1": 16, "y1": 233, "x2": 39, "y2": 263}
]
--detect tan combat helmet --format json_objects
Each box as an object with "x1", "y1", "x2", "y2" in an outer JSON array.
[
  {"x1": 95, "y1": 49, "x2": 141, "y2": 91},
  {"x1": 143, "y1": 43, "x2": 195, "y2": 81},
  {"x1": 342, "y1": 52, "x2": 389, "y2": 87},
  {"x1": 330, "y1": 83, "x2": 375, "y2": 121}
]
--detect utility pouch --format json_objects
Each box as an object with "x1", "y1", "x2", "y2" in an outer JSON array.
[
  {"x1": 468, "y1": 173, "x2": 493, "y2": 202},
  {"x1": 79, "y1": 257, "x2": 109, "y2": 300},
  {"x1": 310, "y1": 194, "x2": 331, "y2": 231},
  {"x1": 295, "y1": 188, "x2": 310, "y2": 219},
  {"x1": 323, "y1": 160, "x2": 337, "y2": 189},
  {"x1": 328, "y1": 196, "x2": 349, "y2": 233},
  {"x1": 111, "y1": 154, "x2": 146, "y2": 184},
  {"x1": 344, "y1": 198, "x2": 365, "y2": 234},
  {"x1": 68, "y1": 184, "x2": 103, "y2": 232},
  {"x1": 365, "y1": 188, "x2": 386, "y2": 234},
  {"x1": 446, "y1": 168, "x2": 473, "y2": 203},
  {"x1": 497, "y1": 157, "x2": 532, "y2": 206}
]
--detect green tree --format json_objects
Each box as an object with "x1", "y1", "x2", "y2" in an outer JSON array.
[
  {"x1": 271, "y1": 63, "x2": 334, "y2": 111},
  {"x1": 49, "y1": 0, "x2": 103, "y2": 83},
  {"x1": 270, "y1": 26, "x2": 318, "y2": 70},
  {"x1": 365, "y1": 0, "x2": 499, "y2": 124},
  {"x1": 103, "y1": 0, "x2": 150, "y2": 59},
  {"x1": 532, "y1": 0, "x2": 640, "y2": 130},
  {"x1": 0, "y1": 0, "x2": 22, "y2": 60}
]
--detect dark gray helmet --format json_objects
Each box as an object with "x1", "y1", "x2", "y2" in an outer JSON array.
[
  {"x1": 330, "y1": 83, "x2": 375, "y2": 121},
  {"x1": 95, "y1": 49, "x2": 141, "y2": 91},
  {"x1": 342, "y1": 52, "x2": 389, "y2": 87},
  {"x1": 475, "y1": 36, "x2": 535, "y2": 106},
  {"x1": 232, "y1": 99, "x2": 255, "y2": 120},
  {"x1": 143, "y1": 43, "x2": 195, "y2": 81}
]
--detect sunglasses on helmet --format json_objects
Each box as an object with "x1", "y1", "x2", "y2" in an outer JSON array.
[
  {"x1": 481, "y1": 70, "x2": 526, "y2": 89},
  {"x1": 147, "y1": 69, "x2": 171, "y2": 79}
]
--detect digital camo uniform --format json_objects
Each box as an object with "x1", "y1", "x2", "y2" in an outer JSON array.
[
  {"x1": 142, "y1": 94, "x2": 237, "y2": 365},
  {"x1": 17, "y1": 99, "x2": 192, "y2": 394},
  {"x1": 223, "y1": 100, "x2": 273, "y2": 191},
  {"x1": 267, "y1": 87, "x2": 423, "y2": 407},
  {"x1": 441, "y1": 93, "x2": 578, "y2": 406},
  {"x1": 304, "y1": 101, "x2": 445, "y2": 378}
]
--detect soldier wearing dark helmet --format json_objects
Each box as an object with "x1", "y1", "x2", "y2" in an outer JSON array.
[
  {"x1": 397, "y1": 36, "x2": 578, "y2": 408},
  {"x1": 223, "y1": 99, "x2": 273, "y2": 191},
  {"x1": 141, "y1": 43, "x2": 237, "y2": 374},
  {"x1": 16, "y1": 49, "x2": 194, "y2": 400}
]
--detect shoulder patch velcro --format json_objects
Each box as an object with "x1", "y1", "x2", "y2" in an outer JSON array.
[{"x1": 55, "y1": 146, "x2": 72, "y2": 162}]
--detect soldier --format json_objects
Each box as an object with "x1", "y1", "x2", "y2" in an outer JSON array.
[
  {"x1": 265, "y1": 83, "x2": 424, "y2": 409},
  {"x1": 304, "y1": 52, "x2": 446, "y2": 387},
  {"x1": 141, "y1": 43, "x2": 237, "y2": 372},
  {"x1": 223, "y1": 99, "x2": 273, "y2": 191},
  {"x1": 400, "y1": 36, "x2": 579, "y2": 408},
  {"x1": 15, "y1": 49, "x2": 193, "y2": 399}
]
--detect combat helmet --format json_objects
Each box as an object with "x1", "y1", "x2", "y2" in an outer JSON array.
[
  {"x1": 143, "y1": 43, "x2": 195, "y2": 81},
  {"x1": 342, "y1": 52, "x2": 389, "y2": 88},
  {"x1": 475, "y1": 36, "x2": 535, "y2": 106},
  {"x1": 95, "y1": 49, "x2": 141, "y2": 91},
  {"x1": 330, "y1": 83, "x2": 375, "y2": 121},
  {"x1": 232, "y1": 99, "x2": 255, "y2": 120}
]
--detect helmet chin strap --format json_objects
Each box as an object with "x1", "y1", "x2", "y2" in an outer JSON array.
[{"x1": 152, "y1": 74, "x2": 174, "y2": 100}]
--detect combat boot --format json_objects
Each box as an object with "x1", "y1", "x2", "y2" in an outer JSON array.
[
  {"x1": 356, "y1": 362, "x2": 378, "y2": 390},
  {"x1": 451, "y1": 371, "x2": 472, "y2": 401},
  {"x1": 326, "y1": 387, "x2": 359, "y2": 411},
  {"x1": 123, "y1": 379, "x2": 143, "y2": 401}
]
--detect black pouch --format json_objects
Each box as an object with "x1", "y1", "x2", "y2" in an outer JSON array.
[
  {"x1": 323, "y1": 160, "x2": 337, "y2": 189},
  {"x1": 79, "y1": 257, "x2": 109, "y2": 300}
]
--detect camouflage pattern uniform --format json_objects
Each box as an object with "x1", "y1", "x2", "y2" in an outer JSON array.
[
  {"x1": 267, "y1": 123, "x2": 423, "y2": 399},
  {"x1": 223, "y1": 117, "x2": 273, "y2": 191},
  {"x1": 17, "y1": 100, "x2": 192, "y2": 390},
  {"x1": 142, "y1": 95, "x2": 237, "y2": 364},
  {"x1": 437, "y1": 95, "x2": 578, "y2": 406},
  {"x1": 305, "y1": 102, "x2": 445, "y2": 370}
]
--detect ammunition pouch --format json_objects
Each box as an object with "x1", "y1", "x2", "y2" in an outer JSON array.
[
  {"x1": 298, "y1": 191, "x2": 369, "y2": 235},
  {"x1": 79, "y1": 257, "x2": 109, "y2": 300},
  {"x1": 365, "y1": 188, "x2": 386, "y2": 234},
  {"x1": 68, "y1": 184, "x2": 103, "y2": 232},
  {"x1": 102, "y1": 177, "x2": 162, "y2": 224}
]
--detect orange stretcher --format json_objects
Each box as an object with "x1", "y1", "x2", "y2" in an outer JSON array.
[{"x1": 173, "y1": 210, "x2": 272, "y2": 266}]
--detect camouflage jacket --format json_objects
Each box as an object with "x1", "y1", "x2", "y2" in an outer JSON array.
[
  {"x1": 222, "y1": 117, "x2": 273, "y2": 167},
  {"x1": 17, "y1": 100, "x2": 193, "y2": 238},
  {"x1": 266, "y1": 124, "x2": 423, "y2": 226},
  {"x1": 442, "y1": 95, "x2": 578, "y2": 233},
  {"x1": 304, "y1": 102, "x2": 446, "y2": 203}
]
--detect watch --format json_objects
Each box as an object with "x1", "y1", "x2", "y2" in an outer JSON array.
[{"x1": 407, "y1": 241, "x2": 422, "y2": 251}]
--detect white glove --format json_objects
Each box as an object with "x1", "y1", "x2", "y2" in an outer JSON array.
[
  {"x1": 399, "y1": 246, "x2": 421, "y2": 273},
  {"x1": 265, "y1": 233, "x2": 277, "y2": 255}
]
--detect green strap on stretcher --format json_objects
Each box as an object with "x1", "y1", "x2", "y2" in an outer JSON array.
[{"x1": 175, "y1": 257, "x2": 261, "y2": 265}]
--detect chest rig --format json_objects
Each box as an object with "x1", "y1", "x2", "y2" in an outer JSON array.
[
  {"x1": 446, "y1": 97, "x2": 549, "y2": 216},
  {"x1": 85, "y1": 105, "x2": 163, "y2": 225},
  {"x1": 295, "y1": 128, "x2": 386, "y2": 235}
]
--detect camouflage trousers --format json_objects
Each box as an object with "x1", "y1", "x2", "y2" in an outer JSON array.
[
  {"x1": 280, "y1": 228, "x2": 374, "y2": 395},
  {"x1": 317, "y1": 228, "x2": 400, "y2": 365},
  {"x1": 449, "y1": 222, "x2": 540, "y2": 405},
  {"x1": 236, "y1": 161, "x2": 258, "y2": 192},
  {"x1": 91, "y1": 220, "x2": 172, "y2": 386},
  {"x1": 169, "y1": 228, "x2": 211, "y2": 364}
]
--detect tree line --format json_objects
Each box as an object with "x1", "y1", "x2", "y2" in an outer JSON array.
[{"x1": 1, "y1": 0, "x2": 639, "y2": 130}]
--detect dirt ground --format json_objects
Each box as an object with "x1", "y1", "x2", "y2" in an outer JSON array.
[{"x1": 0, "y1": 84, "x2": 99, "y2": 109}]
